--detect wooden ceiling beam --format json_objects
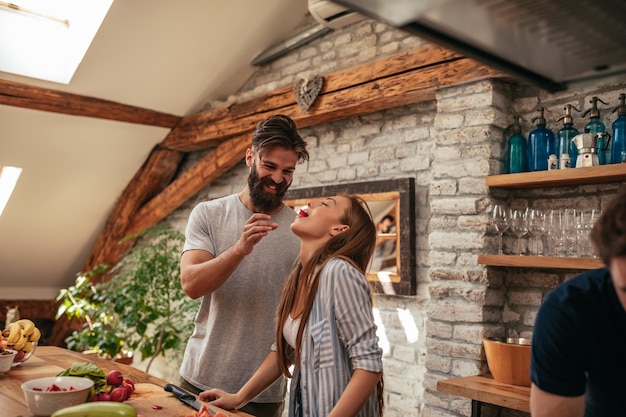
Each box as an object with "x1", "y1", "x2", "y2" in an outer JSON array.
[
  {"x1": 160, "y1": 44, "x2": 467, "y2": 151},
  {"x1": 0, "y1": 78, "x2": 182, "y2": 128}
]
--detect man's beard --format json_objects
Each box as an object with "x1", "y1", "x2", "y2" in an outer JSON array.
[{"x1": 248, "y1": 164, "x2": 290, "y2": 213}]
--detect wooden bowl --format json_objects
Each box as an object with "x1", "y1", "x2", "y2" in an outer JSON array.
[{"x1": 483, "y1": 337, "x2": 531, "y2": 386}]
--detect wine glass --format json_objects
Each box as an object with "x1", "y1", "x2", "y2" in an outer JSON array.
[
  {"x1": 577, "y1": 209, "x2": 600, "y2": 257},
  {"x1": 491, "y1": 204, "x2": 509, "y2": 254},
  {"x1": 509, "y1": 208, "x2": 529, "y2": 255},
  {"x1": 546, "y1": 209, "x2": 563, "y2": 256},
  {"x1": 562, "y1": 208, "x2": 578, "y2": 257},
  {"x1": 527, "y1": 208, "x2": 545, "y2": 256}
]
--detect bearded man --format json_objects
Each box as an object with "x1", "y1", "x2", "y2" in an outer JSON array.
[{"x1": 179, "y1": 114, "x2": 309, "y2": 417}]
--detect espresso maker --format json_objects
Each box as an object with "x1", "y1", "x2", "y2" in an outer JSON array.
[{"x1": 571, "y1": 132, "x2": 611, "y2": 167}]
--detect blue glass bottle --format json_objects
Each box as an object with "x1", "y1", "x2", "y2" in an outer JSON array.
[
  {"x1": 528, "y1": 107, "x2": 556, "y2": 171},
  {"x1": 557, "y1": 104, "x2": 580, "y2": 167},
  {"x1": 582, "y1": 96, "x2": 609, "y2": 164},
  {"x1": 505, "y1": 115, "x2": 528, "y2": 174},
  {"x1": 610, "y1": 93, "x2": 626, "y2": 164}
]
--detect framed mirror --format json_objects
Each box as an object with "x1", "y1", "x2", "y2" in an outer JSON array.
[{"x1": 284, "y1": 177, "x2": 416, "y2": 295}]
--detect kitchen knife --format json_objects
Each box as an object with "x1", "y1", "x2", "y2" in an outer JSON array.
[{"x1": 164, "y1": 383, "x2": 207, "y2": 412}]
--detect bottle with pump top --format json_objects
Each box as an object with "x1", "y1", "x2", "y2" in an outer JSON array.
[
  {"x1": 556, "y1": 104, "x2": 581, "y2": 167},
  {"x1": 610, "y1": 93, "x2": 626, "y2": 164},
  {"x1": 582, "y1": 96, "x2": 609, "y2": 164},
  {"x1": 528, "y1": 107, "x2": 556, "y2": 171},
  {"x1": 504, "y1": 115, "x2": 528, "y2": 174}
]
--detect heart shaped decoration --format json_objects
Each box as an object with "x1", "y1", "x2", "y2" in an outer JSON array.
[{"x1": 294, "y1": 76, "x2": 323, "y2": 113}]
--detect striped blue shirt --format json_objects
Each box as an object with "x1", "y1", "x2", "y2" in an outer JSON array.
[{"x1": 283, "y1": 257, "x2": 383, "y2": 417}]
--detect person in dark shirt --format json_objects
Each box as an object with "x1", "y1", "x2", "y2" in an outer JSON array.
[{"x1": 530, "y1": 187, "x2": 626, "y2": 417}]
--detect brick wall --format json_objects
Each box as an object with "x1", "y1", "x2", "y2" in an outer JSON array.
[{"x1": 163, "y1": 15, "x2": 626, "y2": 417}]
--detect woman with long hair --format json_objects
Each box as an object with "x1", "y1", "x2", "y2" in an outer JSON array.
[{"x1": 200, "y1": 194, "x2": 384, "y2": 417}]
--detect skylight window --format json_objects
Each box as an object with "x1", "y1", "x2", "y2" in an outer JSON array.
[
  {"x1": 0, "y1": 166, "x2": 22, "y2": 216},
  {"x1": 0, "y1": 0, "x2": 113, "y2": 84}
]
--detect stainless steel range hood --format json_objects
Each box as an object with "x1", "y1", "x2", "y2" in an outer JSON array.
[{"x1": 332, "y1": 0, "x2": 626, "y2": 92}]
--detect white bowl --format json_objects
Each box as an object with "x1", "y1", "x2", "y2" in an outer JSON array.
[
  {"x1": 0, "y1": 349, "x2": 17, "y2": 373},
  {"x1": 21, "y1": 376, "x2": 94, "y2": 416}
]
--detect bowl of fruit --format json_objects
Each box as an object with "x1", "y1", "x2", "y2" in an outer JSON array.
[
  {"x1": 1, "y1": 319, "x2": 41, "y2": 366},
  {"x1": 0, "y1": 348, "x2": 18, "y2": 373},
  {"x1": 21, "y1": 376, "x2": 94, "y2": 416}
]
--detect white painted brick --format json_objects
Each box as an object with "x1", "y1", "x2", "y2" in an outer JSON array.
[
  {"x1": 358, "y1": 47, "x2": 378, "y2": 61},
  {"x1": 421, "y1": 406, "x2": 462, "y2": 417},
  {"x1": 424, "y1": 353, "x2": 451, "y2": 373},
  {"x1": 524, "y1": 309, "x2": 538, "y2": 327},
  {"x1": 507, "y1": 290, "x2": 543, "y2": 306},
  {"x1": 371, "y1": 146, "x2": 396, "y2": 161},
  {"x1": 485, "y1": 288, "x2": 506, "y2": 306},
  {"x1": 392, "y1": 344, "x2": 420, "y2": 363},
  {"x1": 396, "y1": 142, "x2": 419, "y2": 159},
  {"x1": 427, "y1": 299, "x2": 486, "y2": 322},
  {"x1": 401, "y1": 155, "x2": 431, "y2": 171},
  {"x1": 434, "y1": 113, "x2": 465, "y2": 129},
  {"x1": 458, "y1": 177, "x2": 489, "y2": 195},
  {"x1": 316, "y1": 170, "x2": 338, "y2": 182},
  {"x1": 426, "y1": 320, "x2": 453, "y2": 338},
  {"x1": 337, "y1": 168, "x2": 357, "y2": 181},
  {"x1": 430, "y1": 180, "x2": 457, "y2": 196},
  {"x1": 452, "y1": 324, "x2": 491, "y2": 343},
  {"x1": 357, "y1": 122, "x2": 383, "y2": 137},
  {"x1": 503, "y1": 305, "x2": 521, "y2": 323},
  {"x1": 430, "y1": 197, "x2": 480, "y2": 215},
  {"x1": 355, "y1": 162, "x2": 380, "y2": 178},
  {"x1": 452, "y1": 358, "x2": 482, "y2": 375},
  {"x1": 438, "y1": 92, "x2": 495, "y2": 112},
  {"x1": 435, "y1": 125, "x2": 497, "y2": 145},
  {"x1": 435, "y1": 146, "x2": 462, "y2": 160},
  {"x1": 381, "y1": 41, "x2": 400, "y2": 54},
  {"x1": 327, "y1": 155, "x2": 347, "y2": 169},
  {"x1": 426, "y1": 339, "x2": 482, "y2": 359},
  {"x1": 432, "y1": 159, "x2": 491, "y2": 178},
  {"x1": 429, "y1": 231, "x2": 484, "y2": 250}
]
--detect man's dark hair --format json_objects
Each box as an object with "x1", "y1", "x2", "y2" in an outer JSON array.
[
  {"x1": 590, "y1": 186, "x2": 626, "y2": 265},
  {"x1": 251, "y1": 114, "x2": 309, "y2": 163}
]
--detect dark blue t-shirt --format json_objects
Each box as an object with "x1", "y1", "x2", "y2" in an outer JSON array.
[{"x1": 530, "y1": 268, "x2": 626, "y2": 417}]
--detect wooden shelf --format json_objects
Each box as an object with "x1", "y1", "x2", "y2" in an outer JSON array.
[
  {"x1": 486, "y1": 164, "x2": 626, "y2": 189},
  {"x1": 437, "y1": 374, "x2": 529, "y2": 413},
  {"x1": 478, "y1": 254, "x2": 604, "y2": 270}
]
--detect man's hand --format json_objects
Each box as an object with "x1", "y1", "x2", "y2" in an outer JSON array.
[
  {"x1": 180, "y1": 213, "x2": 279, "y2": 298},
  {"x1": 234, "y1": 213, "x2": 278, "y2": 256}
]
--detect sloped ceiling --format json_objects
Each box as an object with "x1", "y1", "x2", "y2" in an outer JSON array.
[{"x1": 0, "y1": 0, "x2": 309, "y2": 298}]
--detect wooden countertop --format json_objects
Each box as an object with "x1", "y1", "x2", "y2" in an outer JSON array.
[
  {"x1": 1, "y1": 346, "x2": 251, "y2": 417},
  {"x1": 437, "y1": 374, "x2": 530, "y2": 413}
]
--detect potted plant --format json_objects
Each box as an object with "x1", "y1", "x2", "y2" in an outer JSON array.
[{"x1": 56, "y1": 225, "x2": 199, "y2": 372}]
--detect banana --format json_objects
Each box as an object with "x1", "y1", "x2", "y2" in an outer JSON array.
[
  {"x1": 16, "y1": 319, "x2": 35, "y2": 336},
  {"x1": 22, "y1": 341, "x2": 35, "y2": 353},
  {"x1": 51, "y1": 402, "x2": 137, "y2": 417},
  {"x1": 30, "y1": 326, "x2": 41, "y2": 342},
  {"x1": 13, "y1": 331, "x2": 29, "y2": 351},
  {"x1": 6, "y1": 322, "x2": 22, "y2": 344}
]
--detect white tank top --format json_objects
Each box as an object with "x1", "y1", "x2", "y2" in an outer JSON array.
[{"x1": 283, "y1": 314, "x2": 301, "y2": 348}]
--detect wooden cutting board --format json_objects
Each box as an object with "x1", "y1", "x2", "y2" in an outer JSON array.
[{"x1": 129, "y1": 383, "x2": 237, "y2": 417}]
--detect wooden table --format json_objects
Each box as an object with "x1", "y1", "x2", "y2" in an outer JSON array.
[
  {"x1": 437, "y1": 374, "x2": 530, "y2": 416},
  {"x1": 1, "y1": 346, "x2": 251, "y2": 417}
]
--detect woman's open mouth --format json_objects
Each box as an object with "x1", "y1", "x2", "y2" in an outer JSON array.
[{"x1": 298, "y1": 209, "x2": 308, "y2": 217}]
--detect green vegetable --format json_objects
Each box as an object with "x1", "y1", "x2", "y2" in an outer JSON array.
[
  {"x1": 57, "y1": 362, "x2": 107, "y2": 396},
  {"x1": 51, "y1": 402, "x2": 137, "y2": 417}
]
